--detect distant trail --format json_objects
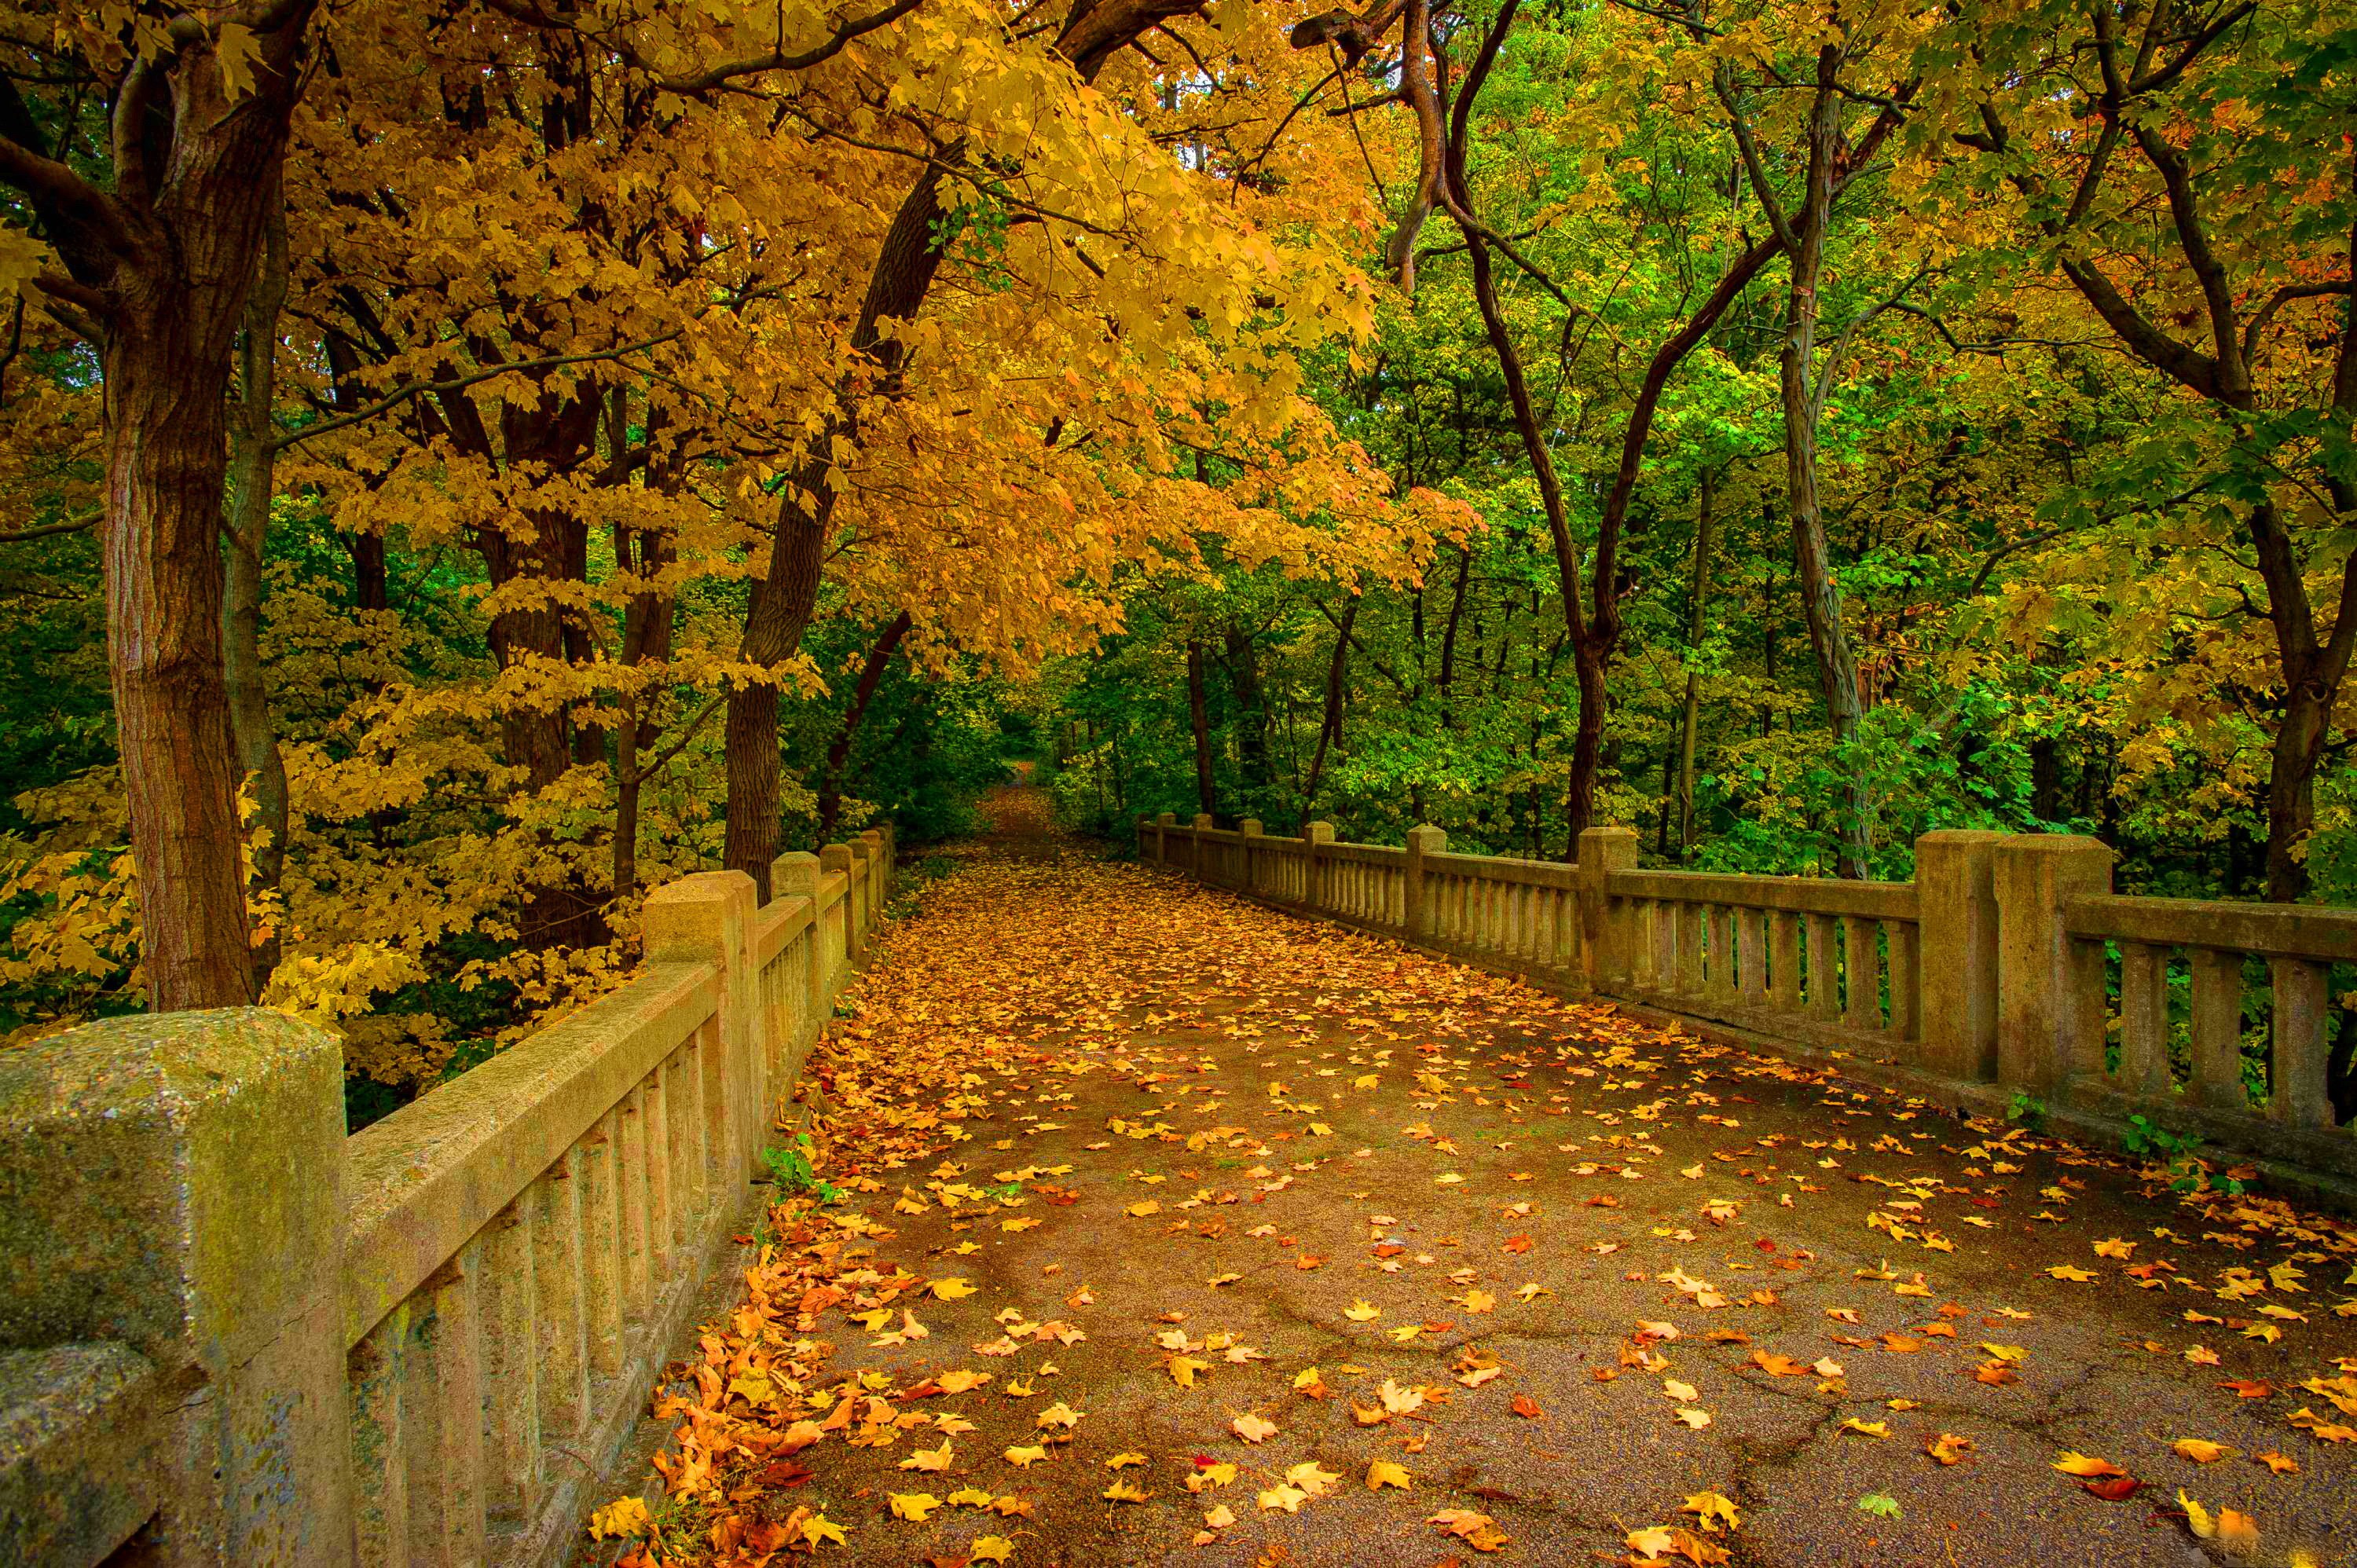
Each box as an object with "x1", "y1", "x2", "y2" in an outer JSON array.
[{"x1": 627, "y1": 789, "x2": 2357, "y2": 1567}]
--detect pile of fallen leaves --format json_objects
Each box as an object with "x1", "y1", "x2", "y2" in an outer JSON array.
[{"x1": 588, "y1": 789, "x2": 2357, "y2": 1568}]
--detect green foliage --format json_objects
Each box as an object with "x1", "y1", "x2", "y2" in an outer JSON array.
[{"x1": 763, "y1": 1134, "x2": 842, "y2": 1204}]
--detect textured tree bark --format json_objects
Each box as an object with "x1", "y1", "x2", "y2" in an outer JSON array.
[
  {"x1": 224, "y1": 203, "x2": 291, "y2": 987},
  {"x1": 0, "y1": 11, "x2": 325, "y2": 1009}
]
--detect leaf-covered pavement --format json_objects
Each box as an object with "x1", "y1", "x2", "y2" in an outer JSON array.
[{"x1": 603, "y1": 790, "x2": 2357, "y2": 1567}]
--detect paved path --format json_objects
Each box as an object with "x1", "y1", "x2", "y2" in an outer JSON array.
[{"x1": 625, "y1": 791, "x2": 2357, "y2": 1568}]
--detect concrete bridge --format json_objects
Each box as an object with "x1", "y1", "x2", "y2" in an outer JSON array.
[{"x1": 5, "y1": 799, "x2": 2355, "y2": 1565}]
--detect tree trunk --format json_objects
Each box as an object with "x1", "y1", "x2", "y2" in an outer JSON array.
[
  {"x1": 724, "y1": 492, "x2": 828, "y2": 899},
  {"x1": 612, "y1": 518, "x2": 678, "y2": 903},
  {"x1": 816, "y1": 610, "x2": 914, "y2": 841},
  {"x1": 1222, "y1": 623, "x2": 1270, "y2": 796},
  {"x1": 224, "y1": 203, "x2": 291, "y2": 987},
  {"x1": 1187, "y1": 639, "x2": 1216, "y2": 819},
  {"x1": 1776, "y1": 49, "x2": 1872, "y2": 879},
  {"x1": 715, "y1": 0, "x2": 1195, "y2": 888},
  {"x1": 1301, "y1": 601, "x2": 1355, "y2": 826},
  {"x1": 1674, "y1": 467, "x2": 1718, "y2": 863},
  {"x1": 107, "y1": 294, "x2": 260, "y2": 1009}
]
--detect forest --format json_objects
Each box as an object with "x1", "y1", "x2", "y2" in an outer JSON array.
[{"x1": 0, "y1": 0, "x2": 2350, "y2": 1119}]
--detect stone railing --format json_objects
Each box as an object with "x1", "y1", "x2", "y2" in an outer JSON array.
[
  {"x1": 0, "y1": 828, "x2": 893, "y2": 1567},
  {"x1": 1142, "y1": 815, "x2": 2355, "y2": 1186}
]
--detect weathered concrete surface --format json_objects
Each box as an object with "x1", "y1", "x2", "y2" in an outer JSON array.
[
  {"x1": 632, "y1": 792, "x2": 2357, "y2": 1568},
  {"x1": 0, "y1": 1008, "x2": 352, "y2": 1565}
]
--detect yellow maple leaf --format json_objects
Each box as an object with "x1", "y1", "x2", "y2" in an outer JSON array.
[
  {"x1": 889, "y1": 1492, "x2": 940, "y2": 1522},
  {"x1": 1368, "y1": 1459, "x2": 1412, "y2": 1489},
  {"x1": 587, "y1": 1496, "x2": 652, "y2": 1540}
]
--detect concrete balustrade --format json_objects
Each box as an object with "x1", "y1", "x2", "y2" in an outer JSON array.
[
  {"x1": 0, "y1": 826, "x2": 893, "y2": 1567},
  {"x1": 1142, "y1": 816, "x2": 2355, "y2": 1187}
]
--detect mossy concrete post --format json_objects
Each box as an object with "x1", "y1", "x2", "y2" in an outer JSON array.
[
  {"x1": 1575, "y1": 827, "x2": 1640, "y2": 984},
  {"x1": 1915, "y1": 830, "x2": 2007, "y2": 1081},
  {"x1": 845, "y1": 837, "x2": 875, "y2": 954},
  {"x1": 773, "y1": 851, "x2": 825, "y2": 1060},
  {"x1": 0, "y1": 1009, "x2": 354, "y2": 1564},
  {"x1": 819, "y1": 844, "x2": 855, "y2": 974},
  {"x1": 1304, "y1": 820, "x2": 1334, "y2": 909},
  {"x1": 1153, "y1": 811, "x2": 1175, "y2": 863},
  {"x1": 645, "y1": 870, "x2": 761, "y2": 1182},
  {"x1": 1240, "y1": 819, "x2": 1263, "y2": 896},
  {"x1": 1994, "y1": 835, "x2": 2114, "y2": 1093},
  {"x1": 1405, "y1": 824, "x2": 1445, "y2": 940}
]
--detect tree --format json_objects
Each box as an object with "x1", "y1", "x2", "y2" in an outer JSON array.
[{"x1": 0, "y1": 3, "x2": 322, "y2": 1009}]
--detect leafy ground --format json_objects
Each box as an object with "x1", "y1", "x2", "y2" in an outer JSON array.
[{"x1": 598, "y1": 788, "x2": 2357, "y2": 1567}]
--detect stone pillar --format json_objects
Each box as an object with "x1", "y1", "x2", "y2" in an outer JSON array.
[
  {"x1": 1153, "y1": 811, "x2": 1174, "y2": 863},
  {"x1": 1304, "y1": 820, "x2": 1334, "y2": 910},
  {"x1": 1575, "y1": 827, "x2": 1640, "y2": 984},
  {"x1": 845, "y1": 838, "x2": 875, "y2": 954},
  {"x1": 1240, "y1": 819, "x2": 1262, "y2": 895},
  {"x1": 1914, "y1": 830, "x2": 2007, "y2": 1080},
  {"x1": 1405, "y1": 824, "x2": 1445, "y2": 940},
  {"x1": 1993, "y1": 835, "x2": 2113, "y2": 1094},
  {"x1": 645, "y1": 869, "x2": 761, "y2": 1179},
  {"x1": 0, "y1": 1009, "x2": 354, "y2": 1565},
  {"x1": 860, "y1": 828, "x2": 886, "y2": 918},
  {"x1": 772, "y1": 852, "x2": 824, "y2": 1061}
]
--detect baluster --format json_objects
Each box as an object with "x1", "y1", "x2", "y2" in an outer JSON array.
[
  {"x1": 349, "y1": 1305, "x2": 410, "y2": 1566},
  {"x1": 406, "y1": 1254, "x2": 488, "y2": 1566},
  {"x1": 2186, "y1": 948, "x2": 2247, "y2": 1109},
  {"x1": 579, "y1": 1110, "x2": 625, "y2": 1379},
  {"x1": 1736, "y1": 907, "x2": 1766, "y2": 1001},
  {"x1": 1708, "y1": 907, "x2": 1738, "y2": 1003},
  {"x1": 2115, "y1": 942, "x2": 2168, "y2": 1094},
  {"x1": 641, "y1": 1069, "x2": 674, "y2": 1284},
  {"x1": 1885, "y1": 921, "x2": 1921, "y2": 1043},
  {"x1": 1840, "y1": 915, "x2": 1882, "y2": 1032},
  {"x1": 530, "y1": 1157, "x2": 590, "y2": 1442},
  {"x1": 1805, "y1": 913, "x2": 1839, "y2": 1021},
  {"x1": 1675, "y1": 903, "x2": 1706, "y2": 995},
  {"x1": 1769, "y1": 911, "x2": 1802, "y2": 1014},
  {"x1": 2069, "y1": 937, "x2": 2113, "y2": 1080},
  {"x1": 2268, "y1": 957, "x2": 2334, "y2": 1129},
  {"x1": 669, "y1": 1042, "x2": 702, "y2": 1251},
  {"x1": 479, "y1": 1200, "x2": 542, "y2": 1525},
  {"x1": 700, "y1": 1011, "x2": 731, "y2": 1207}
]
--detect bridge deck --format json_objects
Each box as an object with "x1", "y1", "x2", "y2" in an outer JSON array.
[{"x1": 618, "y1": 789, "x2": 2357, "y2": 1567}]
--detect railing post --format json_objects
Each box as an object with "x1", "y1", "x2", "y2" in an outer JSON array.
[
  {"x1": 1154, "y1": 811, "x2": 1174, "y2": 863},
  {"x1": 1240, "y1": 819, "x2": 1263, "y2": 895},
  {"x1": 860, "y1": 828, "x2": 886, "y2": 923},
  {"x1": 1304, "y1": 821, "x2": 1333, "y2": 910},
  {"x1": 1915, "y1": 830, "x2": 2007, "y2": 1080},
  {"x1": 820, "y1": 844, "x2": 855, "y2": 976},
  {"x1": 1405, "y1": 824, "x2": 1445, "y2": 940},
  {"x1": 644, "y1": 870, "x2": 761, "y2": 1181},
  {"x1": 1993, "y1": 835, "x2": 2114, "y2": 1094},
  {"x1": 0, "y1": 1009, "x2": 354, "y2": 1564},
  {"x1": 773, "y1": 851, "x2": 825, "y2": 1066},
  {"x1": 1575, "y1": 827, "x2": 1640, "y2": 984}
]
